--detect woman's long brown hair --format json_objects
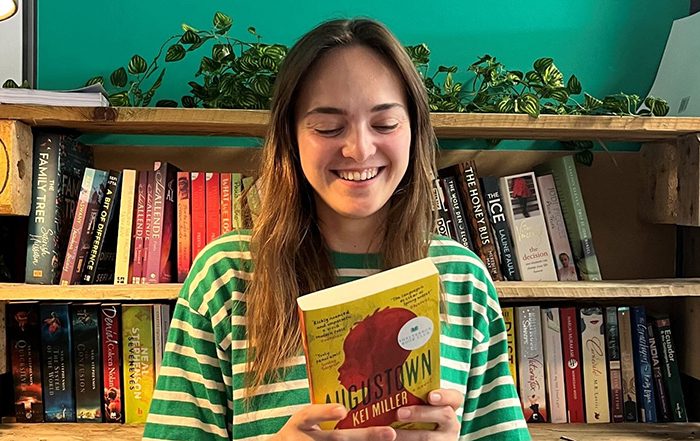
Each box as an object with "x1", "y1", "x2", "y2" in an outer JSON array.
[{"x1": 245, "y1": 18, "x2": 438, "y2": 393}]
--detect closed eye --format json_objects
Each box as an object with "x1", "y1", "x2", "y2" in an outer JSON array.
[
  {"x1": 374, "y1": 123, "x2": 399, "y2": 133},
  {"x1": 315, "y1": 128, "x2": 343, "y2": 137}
]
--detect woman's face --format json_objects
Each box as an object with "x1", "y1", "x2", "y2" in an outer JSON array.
[{"x1": 294, "y1": 45, "x2": 411, "y2": 225}]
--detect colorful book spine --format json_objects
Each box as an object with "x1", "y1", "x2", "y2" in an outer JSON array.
[
  {"x1": 83, "y1": 169, "x2": 121, "y2": 284},
  {"x1": 617, "y1": 306, "x2": 638, "y2": 422},
  {"x1": 142, "y1": 170, "x2": 155, "y2": 282},
  {"x1": 499, "y1": 172, "x2": 557, "y2": 281},
  {"x1": 176, "y1": 171, "x2": 191, "y2": 282},
  {"x1": 481, "y1": 176, "x2": 521, "y2": 281},
  {"x1": 153, "y1": 304, "x2": 163, "y2": 378},
  {"x1": 190, "y1": 172, "x2": 207, "y2": 260},
  {"x1": 243, "y1": 176, "x2": 262, "y2": 227},
  {"x1": 537, "y1": 174, "x2": 578, "y2": 281},
  {"x1": 205, "y1": 172, "x2": 221, "y2": 244},
  {"x1": 646, "y1": 318, "x2": 672, "y2": 422},
  {"x1": 580, "y1": 307, "x2": 609, "y2": 423},
  {"x1": 560, "y1": 307, "x2": 584, "y2": 423},
  {"x1": 502, "y1": 306, "x2": 518, "y2": 389},
  {"x1": 431, "y1": 178, "x2": 455, "y2": 240},
  {"x1": 122, "y1": 304, "x2": 155, "y2": 424},
  {"x1": 515, "y1": 306, "x2": 547, "y2": 423},
  {"x1": 25, "y1": 132, "x2": 93, "y2": 284},
  {"x1": 74, "y1": 168, "x2": 110, "y2": 282},
  {"x1": 604, "y1": 306, "x2": 624, "y2": 422},
  {"x1": 541, "y1": 308, "x2": 566, "y2": 423},
  {"x1": 7, "y1": 302, "x2": 44, "y2": 422},
  {"x1": 534, "y1": 155, "x2": 602, "y2": 280},
  {"x1": 220, "y1": 172, "x2": 232, "y2": 234},
  {"x1": 146, "y1": 162, "x2": 177, "y2": 283},
  {"x1": 100, "y1": 303, "x2": 124, "y2": 423},
  {"x1": 453, "y1": 161, "x2": 502, "y2": 279},
  {"x1": 59, "y1": 168, "x2": 95, "y2": 285},
  {"x1": 71, "y1": 303, "x2": 103, "y2": 422},
  {"x1": 441, "y1": 175, "x2": 474, "y2": 250},
  {"x1": 653, "y1": 317, "x2": 687, "y2": 422},
  {"x1": 231, "y1": 172, "x2": 244, "y2": 229},
  {"x1": 114, "y1": 169, "x2": 136, "y2": 285},
  {"x1": 40, "y1": 303, "x2": 76, "y2": 422},
  {"x1": 130, "y1": 171, "x2": 148, "y2": 284},
  {"x1": 630, "y1": 306, "x2": 656, "y2": 422}
]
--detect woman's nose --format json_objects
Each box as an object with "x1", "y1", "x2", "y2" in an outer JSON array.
[{"x1": 341, "y1": 127, "x2": 375, "y2": 162}]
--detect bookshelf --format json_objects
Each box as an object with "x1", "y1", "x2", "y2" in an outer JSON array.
[{"x1": 0, "y1": 105, "x2": 699, "y2": 440}]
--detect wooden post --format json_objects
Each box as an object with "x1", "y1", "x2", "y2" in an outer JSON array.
[{"x1": 0, "y1": 120, "x2": 32, "y2": 216}]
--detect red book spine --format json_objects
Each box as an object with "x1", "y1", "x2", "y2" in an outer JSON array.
[
  {"x1": 190, "y1": 172, "x2": 207, "y2": 260},
  {"x1": 130, "y1": 171, "x2": 147, "y2": 284},
  {"x1": 205, "y1": 172, "x2": 221, "y2": 244},
  {"x1": 142, "y1": 171, "x2": 155, "y2": 283},
  {"x1": 220, "y1": 173, "x2": 232, "y2": 235},
  {"x1": 100, "y1": 303, "x2": 123, "y2": 423},
  {"x1": 560, "y1": 307, "x2": 585, "y2": 423},
  {"x1": 146, "y1": 163, "x2": 174, "y2": 283},
  {"x1": 158, "y1": 165, "x2": 177, "y2": 282},
  {"x1": 176, "y1": 172, "x2": 191, "y2": 282}
]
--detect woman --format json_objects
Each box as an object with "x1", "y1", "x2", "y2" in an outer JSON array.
[{"x1": 143, "y1": 18, "x2": 529, "y2": 441}]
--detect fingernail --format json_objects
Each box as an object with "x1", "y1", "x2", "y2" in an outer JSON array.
[
  {"x1": 397, "y1": 408, "x2": 411, "y2": 419},
  {"x1": 430, "y1": 392, "x2": 442, "y2": 402}
]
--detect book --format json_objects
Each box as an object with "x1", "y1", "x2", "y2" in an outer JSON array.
[
  {"x1": 441, "y1": 175, "x2": 474, "y2": 250},
  {"x1": 502, "y1": 306, "x2": 518, "y2": 389},
  {"x1": 630, "y1": 306, "x2": 656, "y2": 422},
  {"x1": 534, "y1": 155, "x2": 602, "y2": 280},
  {"x1": 653, "y1": 316, "x2": 687, "y2": 422},
  {"x1": 205, "y1": 172, "x2": 221, "y2": 243},
  {"x1": 190, "y1": 172, "x2": 206, "y2": 260},
  {"x1": 297, "y1": 257, "x2": 441, "y2": 430},
  {"x1": 515, "y1": 306, "x2": 547, "y2": 423},
  {"x1": 39, "y1": 303, "x2": 76, "y2": 422},
  {"x1": 618, "y1": 306, "x2": 638, "y2": 422},
  {"x1": 579, "y1": 307, "x2": 609, "y2": 423},
  {"x1": 646, "y1": 318, "x2": 672, "y2": 422},
  {"x1": 25, "y1": 132, "x2": 93, "y2": 284},
  {"x1": 114, "y1": 169, "x2": 137, "y2": 284},
  {"x1": 541, "y1": 308, "x2": 566, "y2": 423},
  {"x1": 231, "y1": 172, "x2": 244, "y2": 229},
  {"x1": 130, "y1": 171, "x2": 148, "y2": 284},
  {"x1": 145, "y1": 161, "x2": 177, "y2": 283},
  {"x1": 536, "y1": 174, "x2": 578, "y2": 281},
  {"x1": 0, "y1": 84, "x2": 110, "y2": 106},
  {"x1": 70, "y1": 303, "x2": 103, "y2": 422},
  {"x1": 122, "y1": 304, "x2": 155, "y2": 424},
  {"x1": 7, "y1": 302, "x2": 44, "y2": 422},
  {"x1": 100, "y1": 303, "x2": 124, "y2": 423},
  {"x1": 176, "y1": 171, "x2": 191, "y2": 282},
  {"x1": 142, "y1": 171, "x2": 155, "y2": 282},
  {"x1": 431, "y1": 178, "x2": 456, "y2": 240},
  {"x1": 480, "y1": 176, "x2": 521, "y2": 281},
  {"x1": 560, "y1": 307, "x2": 584, "y2": 423},
  {"x1": 82, "y1": 169, "x2": 121, "y2": 284},
  {"x1": 220, "y1": 173, "x2": 233, "y2": 234},
  {"x1": 604, "y1": 306, "x2": 624, "y2": 423}
]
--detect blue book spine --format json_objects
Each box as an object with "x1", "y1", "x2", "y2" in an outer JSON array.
[
  {"x1": 630, "y1": 306, "x2": 656, "y2": 422},
  {"x1": 40, "y1": 303, "x2": 76, "y2": 422}
]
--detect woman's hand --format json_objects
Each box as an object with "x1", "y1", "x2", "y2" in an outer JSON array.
[
  {"x1": 271, "y1": 403, "x2": 397, "y2": 441},
  {"x1": 394, "y1": 389, "x2": 463, "y2": 440}
]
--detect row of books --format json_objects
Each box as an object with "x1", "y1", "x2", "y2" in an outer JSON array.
[
  {"x1": 436, "y1": 156, "x2": 602, "y2": 282},
  {"x1": 503, "y1": 304, "x2": 687, "y2": 424},
  {"x1": 6, "y1": 301, "x2": 171, "y2": 424}
]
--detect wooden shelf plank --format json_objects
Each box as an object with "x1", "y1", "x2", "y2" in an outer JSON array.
[
  {"x1": 2, "y1": 105, "x2": 700, "y2": 140},
  {"x1": 0, "y1": 423, "x2": 144, "y2": 440},
  {"x1": 1, "y1": 279, "x2": 699, "y2": 301}
]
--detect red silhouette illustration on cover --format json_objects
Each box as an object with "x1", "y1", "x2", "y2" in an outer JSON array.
[{"x1": 335, "y1": 307, "x2": 425, "y2": 429}]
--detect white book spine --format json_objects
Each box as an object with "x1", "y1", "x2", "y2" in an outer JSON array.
[
  {"x1": 541, "y1": 308, "x2": 567, "y2": 423},
  {"x1": 153, "y1": 304, "x2": 163, "y2": 378},
  {"x1": 536, "y1": 174, "x2": 578, "y2": 281},
  {"x1": 580, "y1": 307, "x2": 611, "y2": 423},
  {"x1": 515, "y1": 306, "x2": 547, "y2": 423},
  {"x1": 114, "y1": 169, "x2": 136, "y2": 284},
  {"x1": 499, "y1": 172, "x2": 557, "y2": 281}
]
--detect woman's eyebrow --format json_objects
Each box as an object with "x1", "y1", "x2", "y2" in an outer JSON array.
[{"x1": 304, "y1": 102, "x2": 405, "y2": 118}]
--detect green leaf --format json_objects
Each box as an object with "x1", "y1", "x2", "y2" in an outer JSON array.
[
  {"x1": 549, "y1": 87, "x2": 569, "y2": 103},
  {"x1": 250, "y1": 76, "x2": 272, "y2": 97},
  {"x1": 181, "y1": 95, "x2": 196, "y2": 108},
  {"x1": 156, "y1": 99, "x2": 178, "y2": 107},
  {"x1": 180, "y1": 30, "x2": 201, "y2": 45},
  {"x1": 437, "y1": 65, "x2": 458, "y2": 74},
  {"x1": 128, "y1": 55, "x2": 148, "y2": 75},
  {"x1": 248, "y1": 26, "x2": 257, "y2": 35},
  {"x1": 540, "y1": 64, "x2": 564, "y2": 87},
  {"x1": 533, "y1": 57, "x2": 554, "y2": 74},
  {"x1": 567, "y1": 75, "x2": 582, "y2": 95},
  {"x1": 497, "y1": 96, "x2": 515, "y2": 113},
  {"x1": 212, "y1": 44, "x2": 230, "y2": 62},
  {"x1": 525, "y1": 71, "x2": 542, "y2": 85},
  {"x1": 187, "y1": 36, "x2": 209, "y2": 52},
  {"x1": 2, "y1": 79, "x2": 19, "y2": 88},
  {"x1": 84, "y1": 76, "x2": 104, "y2": 87},
  {"x1": 108, "y1": 91, "x2": 130, "y2": 106},
  {"x1": 213, "y1": 11, "x2": 232, "y2": 33},
  {"x1": 584, "y1": 93, "x2": 603, "y2": 110},
  {"x1": 110, "y1": 67, "x2": 127, "y2": 88},
  {"x1": 181, "y1": 23, "x2": 198, "y2": 33},
  {"x1": 516, "y1": 94, "x2": 540, "y2": 118},
  {"x1": 166, "y1": 44, "x2": 186, "y2": 62},
  {"x1": 644, "y1": 96, "x2": 670, "y2": 116},
  {"x1": 199, "y1": 56, "x2": 220, "y2": 73},
  {"x1": 404, "y1": 44, "x2": 430, "y2": 65}
]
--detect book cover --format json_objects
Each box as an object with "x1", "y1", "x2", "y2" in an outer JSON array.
[
  {"x1": 220, "y1": 173, "x2": 232, "y2": 234},
  {"x1": 617, "y1": 306, "x2": 638, "y2": 422},
  {"x1": 541, "y1": 308, "x2": 566, "y2": 423},
  {"x1": 205, "y1": 172, "x2": 221, "y2": 244},
  {"x1": 100, "y1": 303, "x2": 123, "y2": 423},
  {"x1": 499, "y1": 172, "x2": 557, "y2": 281},
  {"x1": 122, "y1": 304, "x2": 155, "y2": 424},
  {"x1": 515, "y1": 305, "x2": 547, "y2": 423},
  {"x1": 604, "y1": 306, "x2": 624, "y2": 422},
  {"x1": 146, "y1": 161, "x2": 177, "y2": 283},
  {"x1": 534, "y1": 155, "x2": 602, "y2": 280},
  {"x1": 231, "y1": 172, "x2": 244, "y2": 229},
  {"x1": 39, "y1": 303, "x2": 76, "y2": 422},
  {"x1": 580, "y1": 307, "x2": 609, "y2": 423},
  {"x1": 7, "y1": 302, "x2": 44, "y2": 422},
  {"x1": 142, "y1": 170, "x2": 155, "y2": 282},
  {"x1": 560, "y1": 307, "x2": 584, "y2": 423},
  {"x1": 70, "y1": 303, "x2": 103, "y2": 422},
  {"x1": 453, "y1": 161, "x2": 502, "y2": 280},
  {"x1": 653, "y1": 316, "x2": 687, "y2": 422},
  {"x1": 441, "y1": 175, "x2": 474, "y2": 250},
  {"x1": 82, "y1": 169, "x2": 121, "y2": 284},
  {"x1": 190, "y1": 172, "x2": 207, "y2": 260},
  {"x1": 502, "y1": 306, "x2": 518, "y2": 389},
  {"x1": 431, "y1": 178, "x2": 456, "y2": 240},
  {"x1": 130, "y1": 171, "x2": 148, "y2": 284},
  {"x1": 73, "y1": 169, "x2": 109, "y2": 283},
  {"x1": 58, "y1": 168, "x2": 93, "y2": 285},
  {"x1": 646, "y1": 318, "x2": 672, "y2": 422},
  {"x1": 114, "y1": 169, "x2": 136, "y2": 285},
  {"x1": 176, "y1": 171, "x2": 191, "y2": 283},
  {"x1": 536, "y1": 174, "x2": 578, "y2": 281},
  {"x1": 25, "y1": 132, "x2": 93, "y2": 284},
  {"x1": 242, "y1": 176, "x2": 262, "y2": 227},
  {"x1": 480, "y1": 176, "x2": 521, "y2": 281},
  {"x1": 297, "y1": 257, "x2": 441, "y2": 430},
  {"x1": 630, "y1": 306, "x2": 656, "y2": 422}
]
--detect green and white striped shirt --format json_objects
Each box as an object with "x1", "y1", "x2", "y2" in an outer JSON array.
[{"x1": 143, "y1": 232, "x2": 530, "y2": 440}]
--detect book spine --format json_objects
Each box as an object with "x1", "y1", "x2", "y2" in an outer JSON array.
[
  {"x1": 617, "y1": 306, "x2": 638, "y2": 421},
  {"x1": 646, "y1": 318, "x2": 672, "y2": 422},
  {"x1": 7, "y1": 302, "x2": 45, "y2": 422},
  {"x1": 515, "y1": 306, "x2": 547, "y2": 423},
  {"x1": 74, "y1": 169, "x2": 109, "y2": 282},
  {"x1": 130, "y1": 171, "x2": 147, "y2": 284},
  {"x1": 83, "y1": 170, "x2": 120, "y2": 284},
  {"x1": 158, "y1": 166, "x2": 177, "y2": 283},
  {"x1": 630, "y1": 306, "x2": 656, "y2": 422},
  {"x1": 541, "y1": 307, "x2": 566, "y2": 423},
  {"x1": 220, "y1": 173, "x2": 232, "y2": 234},
  {"x1": 153, "y1": 304, "x2": 163, "y2": 378},
  {"x1": 60, "y1": 168, "x2": 95, "y2": 285},
  {"x1": 454, "y1": 162, "x2": 502, "y2": 280},
  {"x1": 190, "y1": 172, "x2": 207, "y2": 260},
  {"x1": 441, "y1": 175, "x2": 473, "y2": 250},
  {"x1": 122, "y1": 304, "x2": 155, "y2": 424},
  {"x1": 654, "y1": 317, "x2": 687, "y2": 422},
  {"x1": 205, "y1": 172, "x2": 221, "y2": 244},
  {"x1": 70, "y1": 303, "x2": 102, "y2": 422},
  {"x1": 560, "y1": 307, "x2": 584, "y2": 423},
  {"x1": 580, "y1": 307, "x2": 610, "y2": 423},
  {"x1": 40, "y1": 303, "x2": 76, "y2": 422},
  {"x1": 146, "y1": 164, "x2": 166, "y2": 283},
  {"x1": 176, "y1": 172, "x2": 191, "y2": 282},
  {"x1": 114, "y1": 169, "x2": 136, "y2": 284},
  {"x1": 100, "y1": 303, "x2": 124, "y2": 423},
  {"x1": 480, "y1": 176, "x2": 521, "y2": 281},
  {"x1": 231, "y1": 172, "x2": 244, "y2": 229},
  {"x1": 499, "y1": 172, "x2": 557, "y2": 281},
  {"x1": 431, "y1": 178, "x2": 456, "y2": 240},
  {"x1": 502, "y1": 306, "x2": 518, "y2": 389},
  {"x1": 604, "y1": 306, "x2": 624, "y2": 422},
  {"x1": 537, "y1": 174, "x2": 578, "y2": 281},
  {"x1": 142, "y1": 170, "x2": 155, "y2": 283},
  {"x1": 535, "y1": 156, "x2": 602, "y2": 280}
]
